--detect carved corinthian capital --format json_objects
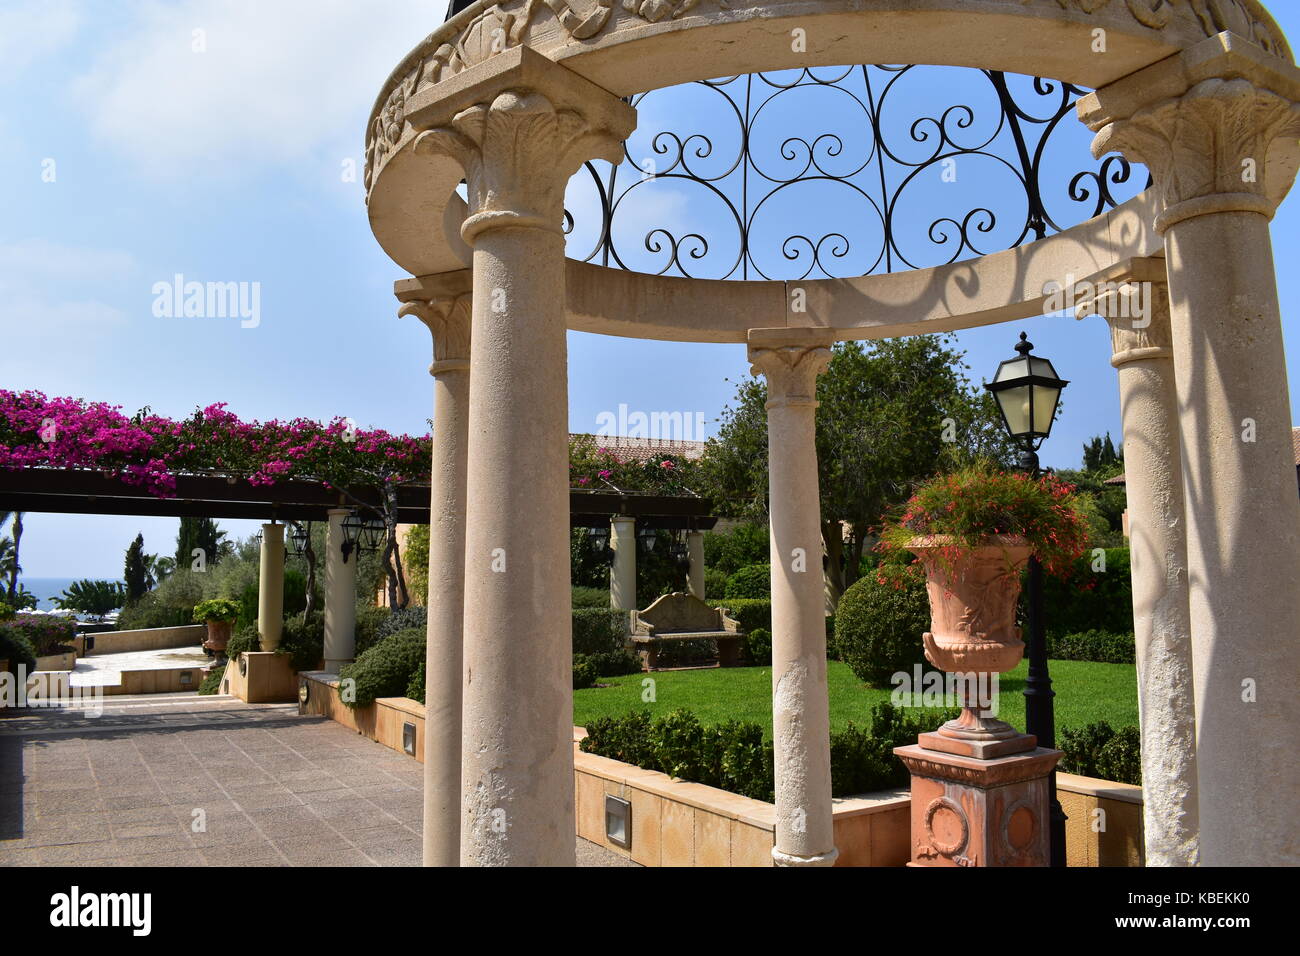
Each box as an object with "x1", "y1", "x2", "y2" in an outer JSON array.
[
  {"x1": 1091, "y1": 77, "x2": 1300, "y2": 231},
  {"x1": 397, "y1": 271, "x2": 473, "y2": 373},
  {"x1": 1105, "y1": 283, "x2": 1173, "y2": 368},
  {"x1": 413, "y1": 89, "x2": 631, "y2": 245},
  {"x1": 747, "y1": 330, "x2": 834, "y2": 408}
]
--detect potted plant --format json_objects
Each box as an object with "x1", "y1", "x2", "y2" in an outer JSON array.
[
  {"x1": 879, "y1": 465, "x2": 1089, "y2": 740},
  {"x1": 192, "y1": 598, "x2": 241, "y2": 662}
]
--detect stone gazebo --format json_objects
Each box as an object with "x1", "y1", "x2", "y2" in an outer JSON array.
[{"x1": 365, "y1": 1, "x2": 1300, "y2": 867}]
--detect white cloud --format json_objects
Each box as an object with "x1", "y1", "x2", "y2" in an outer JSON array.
[
  {"x1": 0, "y1": 0, "x2": 81, "y2": 84},
  {"x1": 69, "y1": 0, "x2": 432, "y2": 177}
]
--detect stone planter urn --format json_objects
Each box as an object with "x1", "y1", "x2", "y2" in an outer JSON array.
[
  {"x1": 203, "y1": 619, "x2": 233, "y2": 661},
  {"x1": 909, "y1": 535, "x2": 1032, "y2": 746}
]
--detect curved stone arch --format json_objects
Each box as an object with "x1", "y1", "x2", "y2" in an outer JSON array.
[{"x1": 365, "y1": 0, "x2": 1288, "y2": 287}]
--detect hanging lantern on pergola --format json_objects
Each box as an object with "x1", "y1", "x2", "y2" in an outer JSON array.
[
  {"x1": 637, "y1": 525, "x2": 657, "y2": 553},
  {"x1": 287, "y1": 522, "x2": 311, "y2": 556}
]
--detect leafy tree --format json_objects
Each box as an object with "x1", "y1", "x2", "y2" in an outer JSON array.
[
  {"x1": 701, "y1": 336, "x2": 1017, "y2": 607},
  {"x1": 175, "y1": 517, "x2": 230, "y2": 571},
  {"x1": 1082, "y1": 432, "x2": 1123, "y2": 473},
  {"x1": 124, "y1": 533, "x2": 150, "y2": 604},
  {"x1": 55, "y1": 579, "x2": 127, "y2": 617},
  {"x1": 1055, "y1": 433, "x2": 1128, "y2": 545},
  {"x1": 0, "y1": 511, "x2": 23, "y2": 602}
]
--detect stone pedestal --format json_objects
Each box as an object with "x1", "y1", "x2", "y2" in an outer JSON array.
[{"x1": 895, "y1": 744, "x2": 1062, "y2": 867}]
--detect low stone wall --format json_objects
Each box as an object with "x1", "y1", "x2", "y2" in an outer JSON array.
[
  {"x1": 81, "y1": 625, "x2": 207, "y2": 657},
  {"x1": 293, "y1": 672, "x2": 1145, "y2": 867},
  {"x1": 222, "y1": 652, "x2": 298, "y2": 704},
  {"x1": 35, "y1": 652, "x2": 77, "y2": 671},
  {"x1": 1058, "y1": 772, "x2": 1144, "y2": 867}
]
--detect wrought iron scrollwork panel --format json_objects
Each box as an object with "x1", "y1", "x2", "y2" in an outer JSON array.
[{"x1": 562, "y1": 65, "x2": 1150, "y2": 281}]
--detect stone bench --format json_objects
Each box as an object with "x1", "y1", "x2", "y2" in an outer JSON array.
[{"x1": 629, "y1": 593, "x2": 745, "y2": 672}]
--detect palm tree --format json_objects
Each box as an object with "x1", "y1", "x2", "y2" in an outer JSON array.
[{"x1": 0, "y1": 511, "x2": 22, "y2": 602}]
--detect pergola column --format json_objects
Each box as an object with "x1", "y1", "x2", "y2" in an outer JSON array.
[
  {"x1": 748, "y1": 328, "x2": 837, "y2": 868},
  {"x1": 257, "y1": 522, "x2": 284, "y2": 651},
  {"x1": 1082, "y1": 44, "x2": 1300, "y2": 866},
  {"x1": 1080, "y1": 273, "x2": 1198, "y2": 865},
  {"x1": 609, "y1": 516, "x2": 637, "y2": 611},
  {"x1": 414, "y1": 56, "x2": 635, "y2": 866},
  {"x1": 687, "y1": 530, "x2": 705, "y2": 600},
  {"x1": 398, "y1": 271, "x2": 473, "y2": 868},
  {"x1": 322, "y1": 507, "x2": 357, "y2": 672}
]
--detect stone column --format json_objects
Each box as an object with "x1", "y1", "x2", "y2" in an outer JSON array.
[
  {"x1": 609, "y1": 516, "x2": 637, "y2": 611},
  {"x1": 322, "y1": 508, "x2": 357, "y2": 672},
  {"x1": 748, "y1": 329, "x2": 837, "y2": 867},
  {"x1": 398, "y1": 271, "x2": 473, "y2": 868},
  {"x1": 414, "y1": 57, "x2": 635, "y2": 866},
  {"x1": 257, "y1": 522, "x2": 284, "y2": 652},
  {"x1": 1079, "y1": 276, "x2": 1198, "y2": 865},
  {"x1": 1082, "y1": 47, "x2": 1300, "y2": 866},
  {"x1": 687, "y1": 530, "x2": 705, "y2": 600}
]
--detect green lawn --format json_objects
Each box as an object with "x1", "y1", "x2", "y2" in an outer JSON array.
[{"x1": 574, "y1": 659, "x2": 1138, "y2": 739}]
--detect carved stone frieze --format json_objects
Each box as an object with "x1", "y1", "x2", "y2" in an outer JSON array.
[{"x1": 364, "y1": 0, "x2": 1290, "y2": 196}]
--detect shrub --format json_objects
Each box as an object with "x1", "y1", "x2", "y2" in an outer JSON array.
[
  {"x1": 1, "y1": 614, "x2": 77, "y2": 657},
  {"x1": 580, "y1": 702, "x2": 952, "y2": 801},
  {"x1": 1030, "y1": 548, "x2": 1134, "y2": 637},
  {"x1": 702, "y1": 567, "x2": 728, "y2": 599},
  {"x1": 653, "y1": 638, "x2": 716, "y2": 668},
  {"x1": 707, "y1": 598, "x2": 771, "y2": 635},
  {"x1": 225, "y1": 625, "x2": 260, "y2": 661},
  {"x1": 277, "y1": 613, "x2": 325, "y2": 672},
  {"x1": 1048, "y1": 629, "x2": 1135, "y2": 664},
  {"x1": 572, "y1": 608, "x2": 627, "y2": 657},
  {"x1": 197, "y1": 666, "x2": 225, "y2": 695},
  {"x1": 725, "y1": 564, "x2": 771, "y2": 599},
  {"x1": 0, "y1": 601, "x2": 13, "y2": 621},
  {"x1": 0, "y1": 630, "x2": 36, "y2": 676},
  {"x1": 337, "y1": 627, "x2": 425, "y2": 709},
  {"x1": 571, "y1": 586, "x2": 608, "y2": 609},
  {"x1": 378, "y1": 605, "x2": 426, "y2": 641},
  {"x1": 192, "y1": 598, "x2": 240, "y2": 624},
  {"x1": 745, "y1": 627, "x2": 772, "y2": 666},
  {"x1": 587, "y1": 651, "x2": 641, "y2": 677},
  {"x1": 703, "y1": 523, "x2": 769, "y2": 577},
  {"x1": 406, "y1": 661, "x2": 426, "y2": 704},
  {"x1": 572, "y1": 654, "x2": 599, "y2": 690},
  {"x1": 835, "y1": 563, "x2": 929, "y2": 687},
  {"x1": 1059, "y1": 721, "x2": 1142, "y2": 786},
  {"x1": 354, "y1": 605, "x2": 391, "y2": 658}
]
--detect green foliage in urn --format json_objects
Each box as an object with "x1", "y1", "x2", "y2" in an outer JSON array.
[
  {"x1": 192, "y1": 598, "x2": 240, "y2": 624},
  {"x1": 879, "y1": 464, "x2": 1091, "y2": 578}
]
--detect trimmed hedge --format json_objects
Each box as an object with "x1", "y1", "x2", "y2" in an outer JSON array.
[
  {"x1": 571, "y1": 586, "x2": 609, "y2": 609},
  {"x1": 572, "y1": 608, "x2": 627, "y2": 657},
  {"x1": 406, "y1": 661, "x2": 426, "y2": 704},
  {"x1": 354, "y1": 605, "x2": 391, "y2": 658},
  {"x1": 1059, "y1": 721, "x2": 1141, "y2": 786},
  {"x1": 572, "y1": 655, "x2": 600, "y2": 690},
  {"x1": 1048, "y1": 629, "x2": 1135, "y2": 664},
  {"x1": 1030, "y1": 547, "x2": 1134, "y2": 637},
  {"x1": 707, "y1": 598, "x2": 771, "y2": 635},
  {"x1": 835, "y1": 565, "x2": 929, "y2": 688},
  {"x1": 277, "y1": 613, "x2": 325, "y2": 672},
  {"x1": 377, "y1": 605, "x2": 426, "y2": 642},
  {"x1": 580, "y1": 702, "x2": 958, "y2": 802},
  {"x1": 725, "y1": 564, "x2": 771, "y2": 599},
  {"x1": 337, "y1": 627, "x2": 426, "y2": 709}
]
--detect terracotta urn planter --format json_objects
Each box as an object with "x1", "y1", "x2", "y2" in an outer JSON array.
[
  {"x1": 909, "y1": 535, "x2": 1032, "y2": 742},
  {"x1": 203, "y1": 619, "x2": 233, "y2": 657}
]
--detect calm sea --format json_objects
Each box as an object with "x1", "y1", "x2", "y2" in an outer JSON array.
[{"x1": 13, "y1": 577, "x2": 92, "y2": 611}]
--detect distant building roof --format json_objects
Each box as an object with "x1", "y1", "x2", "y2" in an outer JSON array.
[{"x1": 571, "y1": 434, "x2": 707, "y2": 461}]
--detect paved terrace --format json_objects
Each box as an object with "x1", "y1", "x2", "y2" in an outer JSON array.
[{"x1": 0, "y1": 693, "x2": 635, "y2": 867}]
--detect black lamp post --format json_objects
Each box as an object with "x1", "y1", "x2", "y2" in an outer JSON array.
[
  {"x1": 985, "y1": 331, "x2": 1069, "y2": 868},
  {"x1": 637, "y1": 525, "x2": 657, "y2": 554}
]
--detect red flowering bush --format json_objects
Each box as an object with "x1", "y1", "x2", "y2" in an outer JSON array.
[{"x1": 878, "y1": 464, "x2": 1090, "y2": 578}]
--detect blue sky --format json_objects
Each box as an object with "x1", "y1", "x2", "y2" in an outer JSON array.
[{"x1": 3, "y1": 0, "x2": 1299, "y2": 578}]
